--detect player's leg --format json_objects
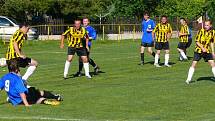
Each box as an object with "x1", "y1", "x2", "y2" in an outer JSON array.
[
  {"x1": 140, "y1": 44, "x2": 145, "y2": 65},
  {"x1": 40, "y1": 90, "x2": 63, "y2": 101},
  {"x1": 87, "y1": 50, "x2": 100, "y2": 74},
  {"x1": 63, "y1": 47, "x2": 75, "y2": 78},
  {"x1": 177, "y1": 42, "x2": 188, "y2": 60},
  {"x1": 147, "y1": 47, "x2": 155, "y2": 57},
  {"x1": 74, "y1": 57, "x2": 83, "y2": 77},
  {"x1": 163, "y1": 42, "x2": 171, "y2": 67},
  {"x1": 22, "y1": 58, "x2": 38, "y2": 80},
  {"x1": 78, "y1": 48, "x2": 91, "y2": 78},
  {"x1": 186, "y1": 52, "x2": 201, "y2": 84},
  {"x1": 206, "y1": 54, "x2": 215, "y2": 78},
  {"x1": 154, "y1": 42, "x2": 161, "y2": 67}
]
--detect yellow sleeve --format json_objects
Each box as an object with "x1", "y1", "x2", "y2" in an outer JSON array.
[
  {"x1": 152, "y1": 23, "x2": 159, "y2": 33},
  {"x1": 196, "y1": 29, "x2": 203, "y2": 42},
  {"x1": 168, "y1": 24, "x2": 172, "y2": 33},
  {"x1": 62, "y1": 27, "x2": 71, "y2": 36}
]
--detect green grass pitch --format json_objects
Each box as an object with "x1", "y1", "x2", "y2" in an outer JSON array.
[{"x1": 0, "y1": 39, "x2": 215, "y2": 121}]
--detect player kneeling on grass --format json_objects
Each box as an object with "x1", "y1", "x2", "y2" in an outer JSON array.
[
  {"x1": 60, "y1": 20, "x2": 91, "y2": 79},
  {"x1": 5, "y1": 23, "x2": 38, "y2": 81},
  {"x1": 152, "y1": 15, "x2": 172, "y2": 67},
  {"x1": 186, "y1": 20, "x2": 215, "y2": 84},
  {"x1": 0, "y1": 60, "x2": 63, "y2": 106}
]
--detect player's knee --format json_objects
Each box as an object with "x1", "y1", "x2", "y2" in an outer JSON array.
[{"x1": 31, "y1": 59, "x2": 38, "y2": 67}]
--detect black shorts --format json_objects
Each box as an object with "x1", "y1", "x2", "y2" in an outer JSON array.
[
  {"x1": 193, "y1": 52, "x2": 213, "y2": 62},
  {"x1": 19, "y1": 87, "x2": 41, "y2": 105},
  {"x1": 155, "y1": 42, "x2": 169, "y2": 50},
  {"x1": 186, "y1": 38, "x2": 192, "y2": 48},
  {"x1": 7, "y1": 57, "x2": 31, "y2": 68},
  {"x1": 141, "y1": 42, "x2": 154, "y2": 47},
  {"x1": 177, "y1": 42, "x2": 188, "y2": 50},
  {"x1": 68, "y1": 47, "x2": 87, "y2": 56}
]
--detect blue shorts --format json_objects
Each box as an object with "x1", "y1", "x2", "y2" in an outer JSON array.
[{"x1": 141, "y1": 42, "x2": 154, "y2": 47}]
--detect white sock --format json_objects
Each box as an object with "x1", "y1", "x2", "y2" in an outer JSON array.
[
  {"x1": 154, "y1": 54, "x2": 159, "y2": 64},
  {"x1": 180, "y1": 51, "x2": 187, "y2": 60},
  {"x1": 179, "y1": 55, "x2": 183, "y2": 61},
  {"x1": 83, "y1": 63, "x2": 90, "y2": 76},
  {"x1": 64, "y1": 61, "x2": 71, "y2": 78},
  {"x1": 164, "y1": 54, "x2": 169, "y2": 65},
  {"x1": 212, "y1": 67, "x2": 215, "y2": 77},
  {"x1": 187, "y1": 67, "x2": 195, "y2": 81},
  {"x1": 22, "y1": 66, "x2": 36, "y2": 81}
]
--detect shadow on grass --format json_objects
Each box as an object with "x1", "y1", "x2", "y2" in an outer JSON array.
[
  {"x1": 197, "y1": 76, "x2": 215, "y2": 82},
  {"x1": 69, "y1": 71, "x2": 106, "y2": 78}
]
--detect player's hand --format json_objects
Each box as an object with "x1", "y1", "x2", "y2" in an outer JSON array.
[
  {"x1": 25, "y1": 104, "x2": 32, "y2": 107},
  {"x1": 60, "y1": 44, "x2": 64, "y2": 49},
  {"x1": 20, "y1": 55, "x2": 26, "y2": 59},
  {"x1": 212, "y1": 53, "x2": 215, "y2": 59},
  {"x1": 202, "y1": 48, "x2": 207, "y2": 53},
  {"x1": 86, "y1": 46, "x2": 90, "y2": 52}
]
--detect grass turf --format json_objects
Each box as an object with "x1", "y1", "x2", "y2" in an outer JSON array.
[{"x1": 0, "y1": 39, "x2": 215, "y2": 121}]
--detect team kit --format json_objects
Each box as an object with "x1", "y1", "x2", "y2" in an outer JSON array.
[{"x1": 0, "y1": 13, "x2": 215, "y2": 106}]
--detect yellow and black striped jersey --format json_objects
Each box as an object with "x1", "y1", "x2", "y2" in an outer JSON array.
[
  {"x1": 213, "y1": 29, "x2": 215, "y2": 42},
  {"x1": 179, "y1": 25, "x2": 190, "y2": 43},
  {"x1": 6, "y1": 30, "x2": 26, "y2": 60},
  {"x1": 195, "y1": 29, "x2": 214, "y2": 53},
  {"x1": 62, "y1": 27, "x2": 88, "y2": 48},
  {"x1": 153, "y1": 23, "x2": 172, "y2": 42}
]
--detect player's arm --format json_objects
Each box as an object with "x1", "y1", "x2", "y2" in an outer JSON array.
[
  {"x1": 85, "y1": 34, "x2": 90, "y2": 51},
  {"x1": 167, "y1": 24, "x2": 172, "y2": 40},
  {"x1": 20, "y1": 93, "x2": 31, "y2": 107},
  {"x1": 13, "y1": 41, "x2": 25, "y2": 59},
  {"x1": 89, "y1": 28, "x2": 97, "y2": 40},
  {"x1": 196, "y1": 29, "x2": 206, "y2": 52},
  {"x1": 60, "y1": 29, "x2": 70, "y2": 49},
  {"x1": 152, "y1": 24, "x2": 158, "y2": 41}
]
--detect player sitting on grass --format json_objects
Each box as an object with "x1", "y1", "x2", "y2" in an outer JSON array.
[
  {"x1": 152, "y1": 15, "x2": 172, "y2": 67},
  {"x1": 0, "y1": 60, "x2": 63, "y2": 106},
  {"x1": 186, "y1": 20, "x2": 215, "y2": 84},
  {"x1": 5, "y1": 23, "x2": 38, "y2": 81},
  {"x1": 139, "y1": 12, "x2": 156, "y2": 65}
]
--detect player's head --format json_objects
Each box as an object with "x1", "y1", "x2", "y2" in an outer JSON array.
[
  {"x1": 180, "y1": 18, "x2": 187, "y2": 25},
  {"x1": 161, "y1": 15, "x2": 168, "y2": 24},
  {"x1": 74, "y1": 19, "x2": 81, "y2": 29},
  {"x1": 143, "y1": 12, "x2": 150, "y2": 20},
  {"x1": 19, "y1": 23, "x2": 30, "y2": 34},
  {"x1": 204, "y1": 20, "x2": 212, "y2": 31},
  {"x1": 83, "y1": 17, "x2": 90, "y2": 27},
  {"x1": 7, "y1": 60, "x2": 20, "y2": 73}
]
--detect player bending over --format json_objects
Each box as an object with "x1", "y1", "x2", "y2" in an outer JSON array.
[
  {"x1": 152, "y1": 15, "x2": 172, "y2": 67},
  {"x1": 0, "y1": 60, "x2": 63, "y2": 106},
  {"x1": 186, "y1": 20, "x2": 215, "y2": 84},
  {"x1": 74, "y1": 18, "x2": 100, "y2": 77},
  {"x1": 177, "y1": 18, "x2": 191, "y2": 61},
  {"x1": 5, "y1": 23, "x2": 38, "y2": 81},
  {"x1": 139, "y1": 12, "x2": 156, "y2": 65},
  {"x1": 60, "y1": 20, "x2": 91, "y2": 79}
]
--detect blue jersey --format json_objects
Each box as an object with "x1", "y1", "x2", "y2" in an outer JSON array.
[
  {"x1": 85, "y1": 26, "x2": 97, "y2": 47},
  {"x1": 141, "y1": 19, "x2": 155, "y2": 43},
  {"x1": 0, "y1": 73, "x2": 28, "y2": 106}
]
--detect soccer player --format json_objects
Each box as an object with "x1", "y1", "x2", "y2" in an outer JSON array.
[
  {"x1": 60, "y1": 20, "x2": 91, "y2": 79},
  {"x1": 0, "y1": 60, "x2": 62, "y2": 106},
  {"x1": 140, "y1": 12, "x2": 156, "y2": 65},
  {"x1": 5, "y1": 23, "x2": 38, "y2": 81},
  {"x1": 74, "y1": 18, "x2": 100, "y2": 77},
  {"x1": 152, "y1": 15, "x2": 172, "y2": 67},
  {"x1": 185, "y1": 20, "x2": 215, "y2": 84},
  {"x1": 177, "y1": 18, "x2": 191, "y2": 61}
]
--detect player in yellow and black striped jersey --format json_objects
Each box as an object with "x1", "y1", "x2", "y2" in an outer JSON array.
[
  {"x1": 5, "y1": 23, "x2": 38, "y2": 81},
  {"x1": 186, "y1": 20, "x2": 215, "y2": 84},
  {"x1": 152, "y1": 15, "x2": 172, "y2": 67},
  {"x1": 177, "y1": 18, "x2": 191, "y2": 61},
  {"x1": 60, "y1": 19, "x2": 91, "y2": 79}
]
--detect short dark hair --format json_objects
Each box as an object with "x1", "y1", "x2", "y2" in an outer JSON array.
[
  {"x1": 161, "y1": 15, "x2": 167, "y2": 19},
  {"x1": 19, "y1": 22, "x2": 29, "y2": 28},
  {"x1": 7, "y1": 60, "x2": 20, "y2": 72},
  {"x1": 144, "y1": 12, "x2": 150, "y2": 16},
  {"x1": 180, "y1": 17, "x2": 187, "y2": 23}
]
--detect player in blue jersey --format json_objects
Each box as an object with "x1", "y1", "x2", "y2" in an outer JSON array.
[
  {"x1": 140, "y1": 12, "x2": 156, "y2": 65},
  {"x1": 0, "y1": 60, "x2": 63, "y2": 106},
  {"x1": 74, "y1": 18, "x2": 100, "y2": 77}
]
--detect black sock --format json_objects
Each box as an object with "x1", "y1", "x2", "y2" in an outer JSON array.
[
  {"x1": 141, "y1": 53, "x2": 144, "y2": 63},
  {"x1": 79, "y1": 61, "x2": 83, "y2": 72},
  {"x1": 41, "y1": 99, "x2": 47, "y2": 104},
  {"x1": 89, "y1": 58, "x2": 97, "y2": 68},
  {"x1": 43, "y1": 91, "x2": 58, "y2": 99},
  {"x1": 152, "y1": 52, "x2": 155, "y2": 57}
]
